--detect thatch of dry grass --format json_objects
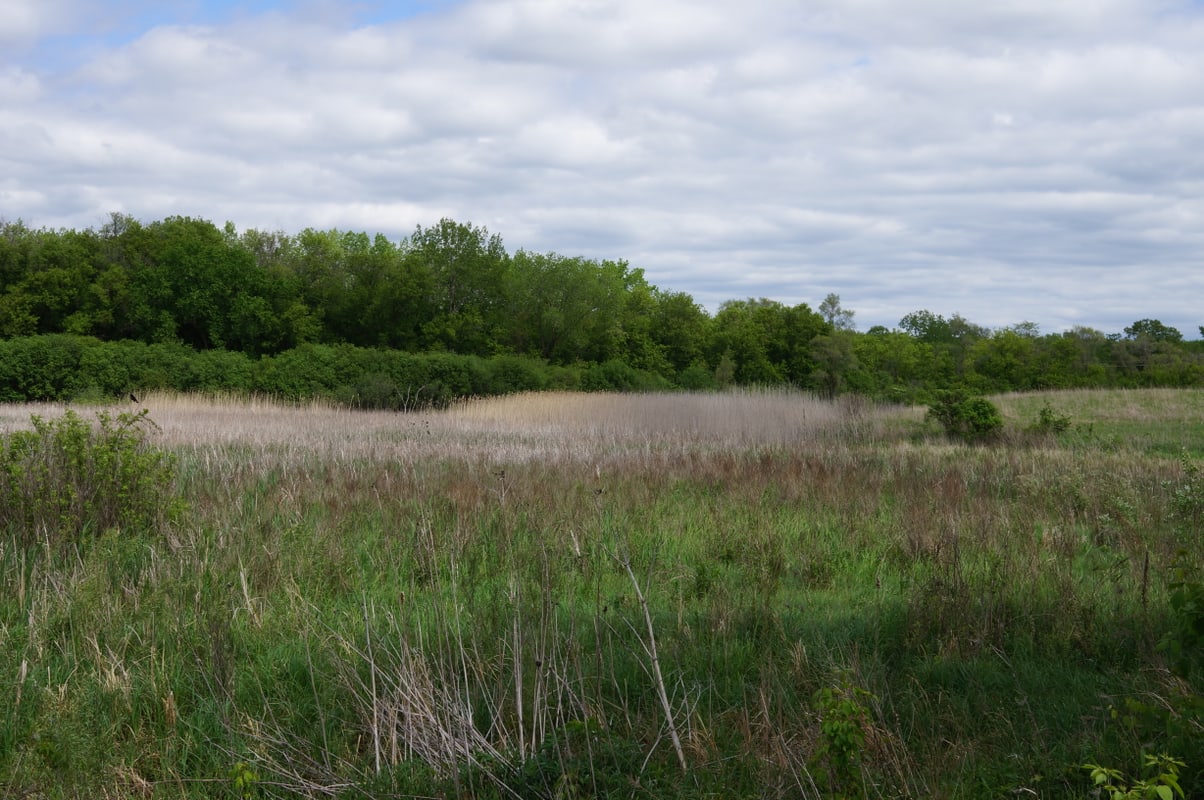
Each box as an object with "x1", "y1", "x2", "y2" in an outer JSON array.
[{"x1": 0, "y1": 389, "x2": 903, "y2": 469}]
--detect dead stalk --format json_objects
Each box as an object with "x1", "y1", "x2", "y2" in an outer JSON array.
[
  {"x1": 363, "y1": 593, "x2": 381, "y2": 775},
  {"x1": 614, "y1": 551, "x2": 688, "y2": 773}
]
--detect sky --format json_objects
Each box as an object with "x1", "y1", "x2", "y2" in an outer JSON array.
[{"x1": 3, "y1": 0, "x2": 1204, "y2": 336}]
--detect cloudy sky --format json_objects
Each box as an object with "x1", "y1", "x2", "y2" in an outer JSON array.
[{"x1": 4, "y1": 0, "x2": 1204, "y2": 335}]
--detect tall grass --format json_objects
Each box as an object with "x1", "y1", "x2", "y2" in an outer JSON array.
[{"x1": 0, "y1": 388, "x2": 1200, "y2": 797}]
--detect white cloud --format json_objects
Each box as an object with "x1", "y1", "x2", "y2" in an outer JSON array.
[
  {"x1": 0, "y1": 0, "x2": 80, "y2": 44},
  {"x1": 3, "y1": 0, "x2": 1204, "y2": 335}
]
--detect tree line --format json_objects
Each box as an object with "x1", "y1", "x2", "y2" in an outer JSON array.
[{"x1": 1, "y1": 214, "x2": 1201, "y2": 405}]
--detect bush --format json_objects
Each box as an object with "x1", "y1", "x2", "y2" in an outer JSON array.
[
  {"x1": 926, "y1": 387, "x2": 1003, "y2": 442},
  {"x1": 676, "y1": 363, "x2": 717, "y2": 390},
  {"x1": 0, "y1": 334, "x2": 89, "y2": 401},
  {"x1": 580, "y1": 359, "x2": 672, "y2": 392},
  {"x1": 186, "y1": 348, "x2": 255, "y2": 393},
  {"x1": 0, "y1": 409, "x2": 181, "y2": 549},
  {"x1": 1029, "y1": 401, "x2": 1072, "y2": 435},
  {"x1": 253, "y1": 343, "x2": 346, "y2": 399},
  {"x1": 480, "y1": 355, "x2": 550, "y2": 395},
  {"x1": 1161, "y1": 552, "x2": 1204, "y2": 684}
]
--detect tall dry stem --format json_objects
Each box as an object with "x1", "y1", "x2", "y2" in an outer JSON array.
[{"x1": 613, "y1": 550, "x2": 688, "y2": 773}]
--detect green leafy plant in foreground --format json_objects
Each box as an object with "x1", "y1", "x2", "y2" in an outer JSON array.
[
  {"x1": 229, "y1": 761, "x2": 261, "y2": 799},
  {"x1": 1160, "y1": 553, "x2": 1204, "y2": 682},
  {"x1": 1167, "y1": 452, "x2": 1204, "y2": 530},
  {"x1": 811, "y1": 671, "x2": 875, "y2": 800},
  {"x1": 0, "y1": 408, "x2": 180, "y2": 548},
  {"x1": 1083, "y1": 754, "x2": 1186, "y2": 800}
]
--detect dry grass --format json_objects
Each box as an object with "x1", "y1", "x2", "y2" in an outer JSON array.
[{"x1": 0, "y1": 389, "x2": 898, "y2": 469}]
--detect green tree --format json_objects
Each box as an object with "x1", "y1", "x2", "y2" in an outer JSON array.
[
  {"x1": 852, "y1": 327, "x2": 933, "y2": 400},
  {"x1": 614, "y1": 263, "x2": 671, "y2": 374},
  {"x1": 407, "y1": 219, "x2": 508, "y2": 355},
  {"x1": 899, "y1": 310, "x2": 987, "y2": 382},
  {"x1": 355, "y1": 234, "x2": 433, "y2": 351},
  {"x1": 969, "y1": 328, "x2": 1039, "y2": 392},
  {"x1": 809, "y1": 332, "x2": 859, "y2": 398},
  {"x1": 1125, "y1": 318, "x2": 1183, "y2": 343},
  {"x1": 818, "y1": 292, "x2": 856, "y2": 331},
  {"x1": 709, "y1": 299, "x2": 829, "y2": 385},
  {"x1": 505, "y1": 251, "x2": 623, "y2": 363},
  {"x1": 1059, "y1": 326, "x2": 1114, "y2": 385},
  {"x1": 649, "y1": 290, "x2": 711, "y2": 377},
  {"x1": 0, "y1": 221, "x2": 38, "y2": 337},
  {"x1": 898, "y1": 309, "x2": 951, "y2": 341}
]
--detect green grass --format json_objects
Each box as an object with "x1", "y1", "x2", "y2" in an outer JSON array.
[
  {"x1": 0, "y1": 388, "x2": 1202, "y2": 798},
  {"x1": 997, "y1": 388, "x2": 1204, "y2": 457}
]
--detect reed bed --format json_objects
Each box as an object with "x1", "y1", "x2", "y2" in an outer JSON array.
[{"x1": 0, "y1": 388, "x2": 901, "y2": 469}]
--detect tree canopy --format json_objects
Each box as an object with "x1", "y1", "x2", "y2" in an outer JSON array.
[{"x1": 1, "y1": 215, "x2": 1201, "y2": 404}]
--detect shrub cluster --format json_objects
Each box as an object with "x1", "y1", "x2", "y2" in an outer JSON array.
[
  {"x1": 0, "y1": 408, "x2": 180, "y2": 548},
  {"x1": 0, "y1": 335, "x2": 673, "y2": 407},
  {"x1": 926, "y1": 387, "x2": 1004, "y2": 442}
]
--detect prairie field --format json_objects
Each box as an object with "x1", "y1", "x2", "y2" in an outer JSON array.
[{"x1": 1, "y1": 388, "x2": 1202, "y2": 798}]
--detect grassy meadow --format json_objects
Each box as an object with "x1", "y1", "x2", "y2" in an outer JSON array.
[{"x1": 1, "y1": 387, "x2": 1202, "y2": 798}]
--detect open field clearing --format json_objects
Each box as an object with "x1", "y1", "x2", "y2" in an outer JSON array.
[{"x1": 1, "y1": 389, "x2": 1202, "y2": 798}]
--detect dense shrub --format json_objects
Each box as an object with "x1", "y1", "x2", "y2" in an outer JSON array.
[
  {"x1": 253, "y1": 343, "x2": 347, "y2": 399},
  {"x1": 581, "y1": 359, "x2": 671, "y2": 392},
  {"x1": 185, "y1": 347, "x2": 255, "y2": 393},
  {"x1": 0, "y1": 409, "x2": 181, "y2": 549},
  {"x1": 76, "y1": 340, "x2": 138, "y2": 398},
  {"x1": 1028, "y1": 401, "x2": 1073, "y2": 435},
  {"x1": 478, "y1": 354, "x2": 549, "y2": 395},
  {"x1": 926, "y1": 387, "x2": 1004, "y2": 442},
  {"x1": 675, "y1": 362, "x2": 718, "y2": 390},
  {"x1": 0, "y1": 334, "x2": 89, "y2": 401}
]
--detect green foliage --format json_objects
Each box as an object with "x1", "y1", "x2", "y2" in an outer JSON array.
[
  {"x1": 579, "y1": 359, "x2": 671, "y2": 392},
  {"x1": 4, "y1": 216, "x2": 1204, "y2": 398},
  {"x1": 1107, "y1": 694, "x2": 1203, "y2": 794},
  {"x1": 1083, "y1": 754, "x2": 1186, "y2": 800},
  {"x1": 709, "y1": 298, "x2": 830, "y2": 385},
  {"x1": 809, "y1": 332, "x2": 859, "y2": 398},
  {"x1": 926, "y1": 387, "x2": 1004, "y2": 441},
  {"x1": 0, "y1": 408, "x2": 180, "y2": 548},
  {"x1": 1160, "y1": 553, "x2": 1204, "y2": 683},
  {"x1": 811, "y1": 672, "x2": 875, "y2": 799},
  {"x1": 1125, "y1": 319, "x2": 1184, "y2": 344},
  {"x1": 1167, "y1": 453, "x2": 1204, "y2": 530},
  {"x1": 0, "y1": 333, "x2": 89, "y2": 401},
  {"x1": 1029, "y1": 401, "x2": 1073, "y2": 434},
  {"x1": 409, "y1": 218, "x2": 509, "y2": 355},
  {"x1": 229, "y1": 761, "x2": 260, "y2": 799},
  {"x1": 819, "y1": 292, "x2": 856, "y2": 331}
]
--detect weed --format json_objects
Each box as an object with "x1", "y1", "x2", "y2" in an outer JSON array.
[
  {"x1": 229, "y1": 760, "x2": 260, "y2": 799},
  {"x1": 1083, "y1": 753, "x2": 1186, "y2": 799},
  {"x1": 811, "y1": 670, "x2": 874, "y2": 799},
  {"x1": 1160, "y1": 552, "x2": 1204, "y2": 683},
  {"x1": 1166, "y1": 453, "x2": 1204, "y2": 530}
]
